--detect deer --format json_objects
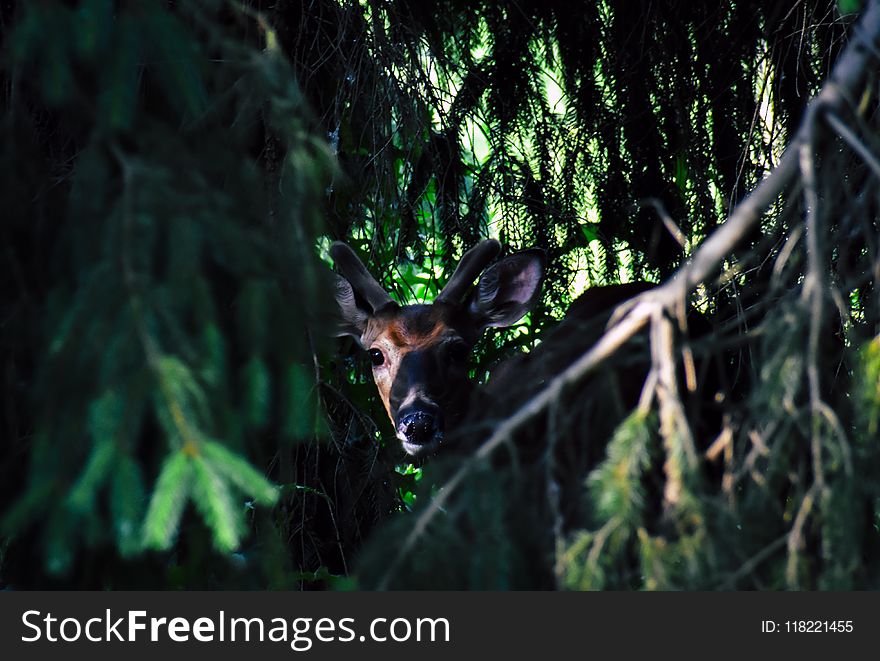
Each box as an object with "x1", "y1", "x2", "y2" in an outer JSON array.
[
  {"x1": 330, "y1": 239, "x2": 671, "y2": 460},
  {"x1": 331, "y1": 239, "x2": 731, "y2": 589}
]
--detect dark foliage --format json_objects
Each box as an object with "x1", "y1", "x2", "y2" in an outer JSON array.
[{"x1": 1, "y1": 0, "x2": 878, "y2": 589}]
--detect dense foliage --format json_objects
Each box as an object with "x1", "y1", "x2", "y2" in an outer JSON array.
[{"x1": 1, "y1": 0, "x2": 878, "y2": 589}]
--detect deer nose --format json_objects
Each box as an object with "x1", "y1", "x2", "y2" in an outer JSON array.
[{"x1": 396, "y1": 406, "x2": 444, "y2": 454}]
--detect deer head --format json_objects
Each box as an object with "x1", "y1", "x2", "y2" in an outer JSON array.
[{"x1": 331, "y1": 239, "x2": 544, "y2": 457}]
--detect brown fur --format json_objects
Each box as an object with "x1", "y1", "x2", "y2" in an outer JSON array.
[{"x1": 362, "y1": 310, "x2": 456, "y2": 423}]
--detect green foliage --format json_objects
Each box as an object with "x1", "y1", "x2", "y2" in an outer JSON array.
[
  {"x1": 2, "y1": 0, "x2": 879, "y2": 592},
  {"x1": 394, "y1": 464, "x2": 424, "y2": 511},
  {"x1": 856, "y1": 336, "x2": 880, "y2": 437},
  {"x1": 588, "y1": 411, "x2": 654, "y2": 526},
  {"x1": 139, "y1": 434, "x2": 279, "y2": 554},
  {"x1": 838, "y1": 0, "x2": 863, "y2": 16},
  {"x1": 142, "y1": 451, "x2": 193, "y2": 552},
  {"x1": 189, "y1": 454, "x2": 243, "y2": 554},
  {"x1": 280, "y1": 362, "x2": 321, "y2": 441},
  {"x1": 201, "y1": 440, "x2": 279, "y2": 507},
  {"x1": 1, "y1": 0, "x2": 334, "y2": 586},
  {"x1": 111, "y1": 455, "x2": 147, "y2": 557},
  {"x1": 563, "y1": 411, "x2": 708, "y2": 590}
]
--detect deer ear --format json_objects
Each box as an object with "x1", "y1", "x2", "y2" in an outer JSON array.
[
  {"x1": 468, "y1": 249, "x2": 545, "y2": 328},
  {"x1": 332, "y1": 274, "x2": 369, "y2": 344}
]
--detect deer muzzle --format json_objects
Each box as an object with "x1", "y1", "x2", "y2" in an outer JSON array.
[{"x1": 396, "y1": 404, "x2": 444, "y2": 457}]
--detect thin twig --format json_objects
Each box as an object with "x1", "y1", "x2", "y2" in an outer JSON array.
[
  {"x1": 786, "y1": 483, "x2": 818, "y2": 588},
  {"x1": 825, "y1": 110, "x2": 880, "y2": 180},
  {"x1": 798, "y1": 106, "x2": 827, "y2": 493},
  {"x1": 636, "y1": 197, "x2": 689, "y2": 250},
  {"x1": 717, "y1": 534, "x2": 788, "y2": 589}
]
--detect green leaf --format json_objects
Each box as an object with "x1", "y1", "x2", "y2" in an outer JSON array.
[
  {"x1": 838, "y1": 0, "x2": 862, "y2": 16},
  {"x1": 588, "y1": 410, "x2": 653, "y2": 524},
  {"x1": 673, "y1": 153, "x2": 688, "y2": 196},
  {"x1": 111, "y1": 455, "x2": 146, "y2": 557},
  {"x1": 153, "y1": 355, "x2": 210, "y2": 444},
  {"x1": 88, "y1": 389, "x2": 125, "y2": 442},
  {"x1": 67, "y1": 439, "x2": 116, "y2": 513},
  {"x1": 282, "y1": 362, "x2": 316, "y2": 441},
  {"x1": 48, "y1": 263, "x2": 113, "y2": 356},
  {"x1": 856, "y1": 335, "x2": 880, "y2": 437},
  {"x1": 74, "y1": 0, "x2": 113, "y2": 58},
  {"x1": 1, "y1": 477, "x2": 57, "y2": 536},
  {"x1": 141, "y1": 451, "x2": 193, "y2": 551},
  {"x1": 65, "y1": 391, "x2": 124, "y2": 512},
  {"x1": 200, "y1": 323, "x2": 227, "y2": 389},
  {"x1": 201, "y1": 439, "x2": 279, "y2": 507},
  {"x1": 580, "y1": 223, "x2": 599, "y2": 243},
  {"x1": 144, "y1": 8, "x2": 208, "y2": 118},
  {"x1": 44, "y1": 510, "x2": 75, "y2": 577},
  {"x1": 190, "y1": 455, "x2": 243, "y2": 553}
]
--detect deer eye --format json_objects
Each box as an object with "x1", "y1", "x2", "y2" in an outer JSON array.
[{"x1": 368, "y1": 348, "x2": 385, "y2": 366}]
